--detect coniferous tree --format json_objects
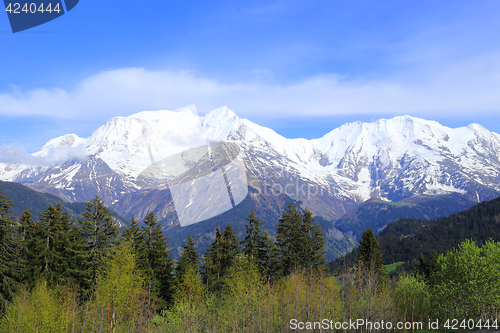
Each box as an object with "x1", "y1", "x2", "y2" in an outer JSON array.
[
  {"x1": 18, "y1": 209, "x2": 34, "y2": 275},
  {"x1": 221, "y1": 224, "x2": 241, "y2": 271},
  {"x1": 241, "y1": 210, "x2": 264, "y2": 260},
  {"x1": 276, "y1": 204, "x2": 327, "y2": 276},
  {"x1": 174, "y1": 234, "x2": 204, "y2": 306},
  {"x1": 23, "y1": 204, "x2": 83, "y2": 288},
  {"x1": 259, "y1": 229, "x2": 280, "y2": 281},
  {"x1": 141, "y1": 212, "x2": 174, "y2": 309},
  {"x1": 202, "y1": 225, "x2": 242, "y2": 292},
  {"x1": 18, "y1": 209, "x2": 33, "y2": 243},
  {"x1": 175, "y1": 234, "x2": 200, "y2": 284},
  {"x1": 0, "y1": 186, "x2": 20, "y2": 313},
  {"x1": 122, "y1": 216, "x2": 142, "y2": 245},
  {"x1": 122, "y1": 216, "x2": 148, "y2": 273},
  {"x1": 414, "y1": 251, "x2": 438, "y2": 284},
  {"x1": 356, "y1": 228, "x2": 387, "y2": 280},
  {"x1": 276, "y1": 204, "x2": 303, "y2": 276},
  {"x1": 77, "y1": 196, "x2": 119, "y2": 287},
  {"x1": 300, "y1": 209, "x2": 327, "y2": 271},
  {"x1": 202, "y1": 226, "x2": 224, "y2": 291}
]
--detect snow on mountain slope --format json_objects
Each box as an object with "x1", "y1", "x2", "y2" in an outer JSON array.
[{"x1": 1, "y1": 106, "x2": 500, "y2": 220}]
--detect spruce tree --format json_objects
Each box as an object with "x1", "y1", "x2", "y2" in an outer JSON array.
[
  {"x1": 300, "y1": 209, "x2": 327, "y2": 271},
  {"x1": 18, "y1": 209, "x2": 34, "y2": 275},
  {"x1": 241, "y1": 210, "x2": 264, "y2": 260},
  {"x1": 174, "y1": 234, "x2": 203, "y2": 305},
  {"x1": 0, "y1": 186, "x2": 20, "y2": 313},
  {"x1": 276, "y1": 204, "x2": 305, "y2": 275},
  {"x1": 122, "y1": 216, "x2": 142, "y2": 245},
  {"x1": 202, "y1": 226, "x2": 224, "y2": 291},
  {"x1": 77, "y1": 196, "x2": 119, "y2": 286},
  {"x1": 141, "y1": 212, "x2": 174, "y2": 309},
  {"x1": 276, "y1": 204, "x2": 327, "y2": 276},
  {"x1": 202, "y1": 225, "x2": 241, "y2": 292},
  {"x1": 259, "y1": 229, "x2": 280, "y2": 281},
  {"x1": 221, "y1": 224, "x2": 241, "y2": 270},
  {"x1": 356, "y1": 228, "x2": 387, "y2": 280},
  {"x1": 18, "y1": 209, "x2": 33, "y2": 243},
  {"x1": 23, "y1": 204, "x2": 83, "y2": 288},
  {"x1": 122, "y1": 216, "x2": 147, "y2": 273},
  {"x1": 175, "y1": 234, "x2": 200, "y2": 284}
]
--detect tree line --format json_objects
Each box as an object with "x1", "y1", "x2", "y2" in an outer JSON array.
[
  {"x1": 2, "y1": 183, "x2": 500, "y2": 332},
  {"x1": 0, "y1": 185, "x2": 327, "y2": 316}
]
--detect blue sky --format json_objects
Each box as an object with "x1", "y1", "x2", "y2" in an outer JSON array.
[{"x1": 1, "y1": 0, "x2": 500, "y2": 153}]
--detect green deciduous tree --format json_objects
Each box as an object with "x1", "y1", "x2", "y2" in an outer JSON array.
[{"x1": 431, "y1": 239, "x2": 500, "y2": 320}]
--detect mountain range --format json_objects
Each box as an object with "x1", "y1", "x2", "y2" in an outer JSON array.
[{"x1": 1, "y1": 106, "x2": 499, "y2": 259}]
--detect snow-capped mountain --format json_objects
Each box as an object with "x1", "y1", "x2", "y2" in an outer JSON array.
[{"x1": 2, "y1": 106, "x2": 500, "y2": 222}]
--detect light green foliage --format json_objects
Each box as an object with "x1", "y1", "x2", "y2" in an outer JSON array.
[
  {"x1": 158, "y1": 269, "x2": 342, "y2": 333},
  {"x1": 385, "y1": 261, "x2": 404, "y2": 273},
  {"x1": 0, "y1": 282, "x2": 78, "y2": 333},
  {"x1": 1, "y1": 244, "x2": 154, "y2": 333},
  {"x1": 93, "y1": 243, "x2": 151, "y2": 331},
  {"x1": 394, "y1": 275, "x2": 430, "y2": 322},
  {"x1": 340, "y1": 263, "x2": 396, "y2": 331},
  {"x1": 431, "y1": 239, "x2": 500, "y2": 320},
  {"x1": 173, "y1": 265, "x2": 205, "y2": 307}
]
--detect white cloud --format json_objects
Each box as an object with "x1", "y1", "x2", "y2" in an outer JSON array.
[
  {"x1": 0, "y1": 145, "x2": 87, "y2": 166},
  {"x1": 1, "y1": 52, "x2": 500, "y2": 122}
]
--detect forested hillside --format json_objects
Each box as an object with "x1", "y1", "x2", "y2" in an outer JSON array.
[{"x1": 329, "y1": 195, "x2": 500, "y2": 275}]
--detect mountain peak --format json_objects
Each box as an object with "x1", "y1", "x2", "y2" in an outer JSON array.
[{"x1": 202, "y1": 106, "x2": 241, "y2": 140}]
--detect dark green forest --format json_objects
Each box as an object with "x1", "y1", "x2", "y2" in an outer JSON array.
[
  {"x1": 1, "y1": 184, "x2": 500, "y2": 332},
  {"x1": 330, "y1": 195, "x2": 500, "y2": 277}
]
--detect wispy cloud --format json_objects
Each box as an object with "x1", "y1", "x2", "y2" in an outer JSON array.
[
  {"x1": 1, "y1": 51, "x2": 500, "y2": 123},
  {"x1": 0, "y1": 145, "x2": 87, "y2": 166}
]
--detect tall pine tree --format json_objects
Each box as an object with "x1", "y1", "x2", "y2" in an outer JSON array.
[
  {"x1": 77, "y1": 196, "x2": 119, "y2": 287},
  {"x1": 299, "y1": 209, "x2": 327, "y2": 271},
  {"x1": 276, "y1": 204, "x2": 326, "y2": 276},
  {"x1": 175, "y1": 234, "x2": 200, "y2": 284},
  {"x1": 259, "y1": 229, "x2": 280, "y2": 281},
  {"x1": 174, "y1": 234, "x2": 204, "y2": 305},
  {"x1": 23, "y1": 204, "x2": 84, "y2": 288},
  {"x1": 0, "y1": 186, "x2": 20, "y2": 314},
  {"x1": 141, "y1": 212, "x2": 174, "y2": 309},
  {"x1": 356, "y1": 228, "x2": 387, "y2": 280},
  {"x1": 241, "y1": 210, "x2": 264, "y2": 260},
  {"x1": 276, "y1": 204, "x2": 304, "y2": 275},
  {"x1": 202, "y1": 225, "x2": 242, "y2": 292}
]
